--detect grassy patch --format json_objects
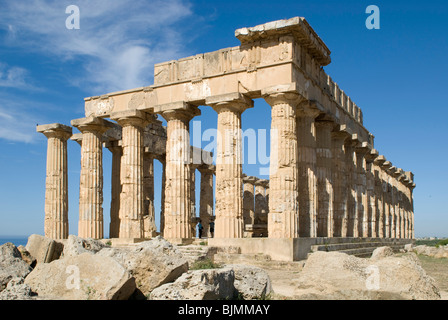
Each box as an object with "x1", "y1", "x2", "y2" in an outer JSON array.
[{"x1": 190, "y1": 258, "x2": 222, "y2": 270}]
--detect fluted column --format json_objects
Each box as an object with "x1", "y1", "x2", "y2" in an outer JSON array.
[
  {"x1": 365, "y1": 149, "x2": 379, "y2": 237},
  {"x1": 381, "y1": 161, "x2": 392, "y2": 238},
  {"x1": 72, "y1": 117, "x2": 112, "y2": 239},
  {"x1": 331, "y1": 126, "x2": 351, "y2": 237},
  {"x1": 37, "y1": 123, "x2": 72, "y2": 239},
  {"x1": 143, "y1": 150, "x2": 157, "y2": 238},
  {"x1": 355, "y1": 143, "x2": 370, "y2": 238},
  {"x1": 374, "y1": 155, "x2": 386, "y2": 238},
  {"x1": 111, "y1": 110, "x2": 152, "y2": 239},
  {"x1": 106, "y1": 141, "x2": 122, "y2": 238},
  {"x1": 157, "y1": 156, "x2": 167, "y2": 236},
  {"x1": 261, "y1": 87, "x2": 302, "y2": 238},
  {"x1": 296, "y1": 105, "x2": 320, "y2": 238},
  {"x1": 254, "y1": 179, "x2": 269, "y2": 226},
  {"x1": 159, "y1": 104, "x2": 200, "y2": 241},
  {"x1": 345, "y1": 135, "x2": 359, "y2": 237},
  {"x1": 243, "y1": 176, "x2": 257, "y2": 227},
  {"x1": 207, "y1": 93, "x2": 253, "y2": 239},
  {"x1": 198, "y1": 165, "x2": 214, "y2": 237},
  {"x1": 315, "y1": 120, "x2": 334, "y2": 237}
]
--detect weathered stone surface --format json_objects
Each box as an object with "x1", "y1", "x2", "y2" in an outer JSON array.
[
  {"x1": 0, "y1": 277, "x2": 34, "y2": 300},
  {"x1": 0, "y1": 243, "x2": 33, "y2": 292},
  {"x1": 226, "y1": 264, "x2": 272, "y2": 300},
  {"x1": 293, "y1": 251, "x2": 440, "y2": 300},
  {"x1": 17, "y1": 245, "x2": 36, "y2": 267},
  {"x1": 412, "y1": 245, "x2": 448, "y2": 258},
  {"x1": 25, "y1": 234, "x2": 63, "y2": 264},
  {"x1": 62, "y1": 235, "x2": 107, "y2": 258},
  {"x1": 24, "y1": 252, "x2": 135, "y2": 300},
  {"x1": 149, "y1": 268, "x2": 235, "y2": 300},
  {"x1": 370, "y1": 246, "x2": 394, "y2": 260},
  {"x1": 98, "y1": 236, "x2": 188, "y2": 295}
]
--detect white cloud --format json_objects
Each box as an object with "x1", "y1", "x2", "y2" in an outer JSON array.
[
  {"x1": 0, "y1": 0, "x2": 195, "y2": 94},
  {"x1": 0, "y1": 63, "x2": 30, "y2": 88}
]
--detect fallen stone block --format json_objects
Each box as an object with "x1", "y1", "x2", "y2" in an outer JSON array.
[{"x1": 25, "y1": 234, "x2": 63, "y2": 264}]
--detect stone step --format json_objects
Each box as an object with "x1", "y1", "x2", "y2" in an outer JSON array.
[
  {"x1": 175, "y1": 244, "x2": 217, "y2": 265},
  {"x1": 310, "y1": 241, "x2": 409, "y2": 253},
  {"x1": 214, "y1": 252, "x2": 305, "y2": 271}
]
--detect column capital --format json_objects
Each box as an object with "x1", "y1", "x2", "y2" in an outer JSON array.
[
  {"x1": 110, "y1": 110, "x2": 156, "y2": 128},
  {"x1": 71, "y1": 116, "x2": 114, "y2": 134},
  {"x1": 255, "y1": 179, "x2": 269, "y2": 188},
  {"x1": 374, "y1": 155, "x2": 386, "y2": 166},
  {"x1": 315, "y1": 119, "x2": 335, "y2": 130},
  {"x1": 355, "y1": 141, "x2": 372, "y2": 156},
  {"x1": 198, "y1": 164, "x2": 215, "y2": 175},
  {"x1": 243, "y1": 175, "x2": 258, "y2": 184},
  {"x1": 365, "y1": 148, "x2": 379, "y2": 163},
  {"x1": 206, "y1": 92, "x2": 253, "y2": 114},
  {"x1": 156, "y1": 102, "x2": 201, "y2": 122},
  {"x1": 261, "y1": 83, "x2": 305, "y2": 108},
  {"x1": 331, "y1": 124, "x2": 352, "y2": 141},
  {"x1": 381, "y1": 160, "x2": 393, "y2": 171},
  {"x1": 37, "y1": 123, "x2": 72, "y2": 141},
  {"x1": 70, "y1": 133, "x2": 83, "y2": 146}
]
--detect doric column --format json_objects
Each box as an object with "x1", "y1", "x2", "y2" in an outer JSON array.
[
  {"x1": 261, "y1": 85, "x2": 302, "y2": 238},
  {"x1": 158, "y1": 103, "x2": 200, "y2": 242},
  {"x1": 254, "y1": 179, "x2": 269, "y2": 226},
  {"x1": 355, "y1": 142, "x2": 370, "y2": 238},
  {"x1": 386, "y1": 165, "x2": 398, "y2": 238},
  {"x1": 190, "y1": 162, "x2": 200, "y2": 237},
  {"x1": 198, "y1": 165, "x2": 214, "y2": 237},
  {"x1": 345, "y1": 135, "x2": 360, "y2": 237},
  {"x1": 72, "y1": 116, "x2": 113, "y2": 239},
  {"x1": 315, "y1": 120, "x2": 335, "y2": 237},
  {"x1": 374, "y1": 155, "x2": 386, "y2": 238},
  {"x1": 111, "y1": 110, "x2": 152, "y2": 239},
  {"x1": 243, "y1": 175, "x2": 257, "y2": 227},
  {"x1": 37, "y1": 123, "x2": 72, "y2": 239},
  {"x1": 105, "y1": 141, "x2": 122, "y2": 238},
  {"x1": 157, "y1": 155, "x2": 167, "y2": 236},
  {"x1": 381, "y1": 161, "x2": 392, "y2": 238},
  {"x1": 296, "y1": 105, "x2": 320, "y2": 238},
  {"x1": 365, "y1": 149, "x2": 379, "y2": 237},
  {"x1": 143, "y1": 150, "x2": 157, "y2": 238},
  {"x1": 331, "y1": 126, "x2": 351, "y2": 237},
  {"x1": 206, "y1": 93, "x2": 253, "y2": 238}
]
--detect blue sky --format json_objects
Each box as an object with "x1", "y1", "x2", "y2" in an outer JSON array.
[{"x1": 0, "y1": 0, "x2": 447, "y2": 238}]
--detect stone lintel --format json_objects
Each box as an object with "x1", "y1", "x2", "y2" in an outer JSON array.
[
  {"x1": 331, "y1": 124, "x2": 352, "y2": 140},
  {"x1": 36, "y1": 123, "x2": 72, "y2": 139},
  {"x1": 261, "y1": 82, "x2": 306, "y2": 101},
  {"x1": 235, "y1": 17, "x2": 331, "y2": 66}
]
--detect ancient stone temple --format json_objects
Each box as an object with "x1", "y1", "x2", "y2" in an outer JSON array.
[{"x1": 37, "y1": 17, "x2": 415, "y2": 259}]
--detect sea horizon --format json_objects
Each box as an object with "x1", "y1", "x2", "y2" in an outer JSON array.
[{"x1": 0, "y1": 235, "x2": 30, "y2": 247}]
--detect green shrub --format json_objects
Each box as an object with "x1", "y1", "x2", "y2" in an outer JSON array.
[{"x1": 190, "y1": 258, "x2": 222, "y2": 270}]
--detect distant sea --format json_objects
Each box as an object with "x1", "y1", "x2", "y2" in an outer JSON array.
[{"x1": 0, "y1": 236, "x2": 29, "y2": 247}]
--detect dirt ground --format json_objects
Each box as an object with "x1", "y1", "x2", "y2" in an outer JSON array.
[{"x1": 262, "y1": 254, "x2": 448, "y2": 300}]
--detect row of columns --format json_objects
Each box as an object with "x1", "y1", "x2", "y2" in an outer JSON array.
[{"x1": 37, "y1": 88, "x2": 415, "y2": 241}]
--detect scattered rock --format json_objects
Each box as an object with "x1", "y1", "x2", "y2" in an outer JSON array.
[
  {"x1": 0, "y1": 243, "x2": 33, "y2": 292},
  {"x1": 17, "y1": 245, "x2": 36, "y2": 268},
  {"x1": 293, "y1": 251, "x2": 440, "y2": 300},
  {"x1": 62, "y1": 235, "x2": 106, "y2": 258},
  {"x1": 24, "y1": 252, "x2": 135, "y2": 300},
  {"x1": 413, "y1": 245, "x2": 448, "y2": 258},
  {"x1": 98, "y1": 236, "x2": 188, "y2": 295},
  {"x1": 0, "y1": 277, "x2": 34, "y2": 300},
  {"x1": 226, "y1": 264, "x2": 272, "y2": 299},
  {"x1": 149, "y1": 268, "x2": 235, "y2": 300},
  {"x1": 25, "y1": 234, "x2": 63, "y2": 264},
  {"x1": 370, "y1": 246, "x2": 394, "y2": 260}
]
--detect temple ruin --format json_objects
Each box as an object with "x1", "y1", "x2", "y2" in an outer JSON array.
[{"x1": 36, "y1": 17, "x2": 415, "y2": 260}]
